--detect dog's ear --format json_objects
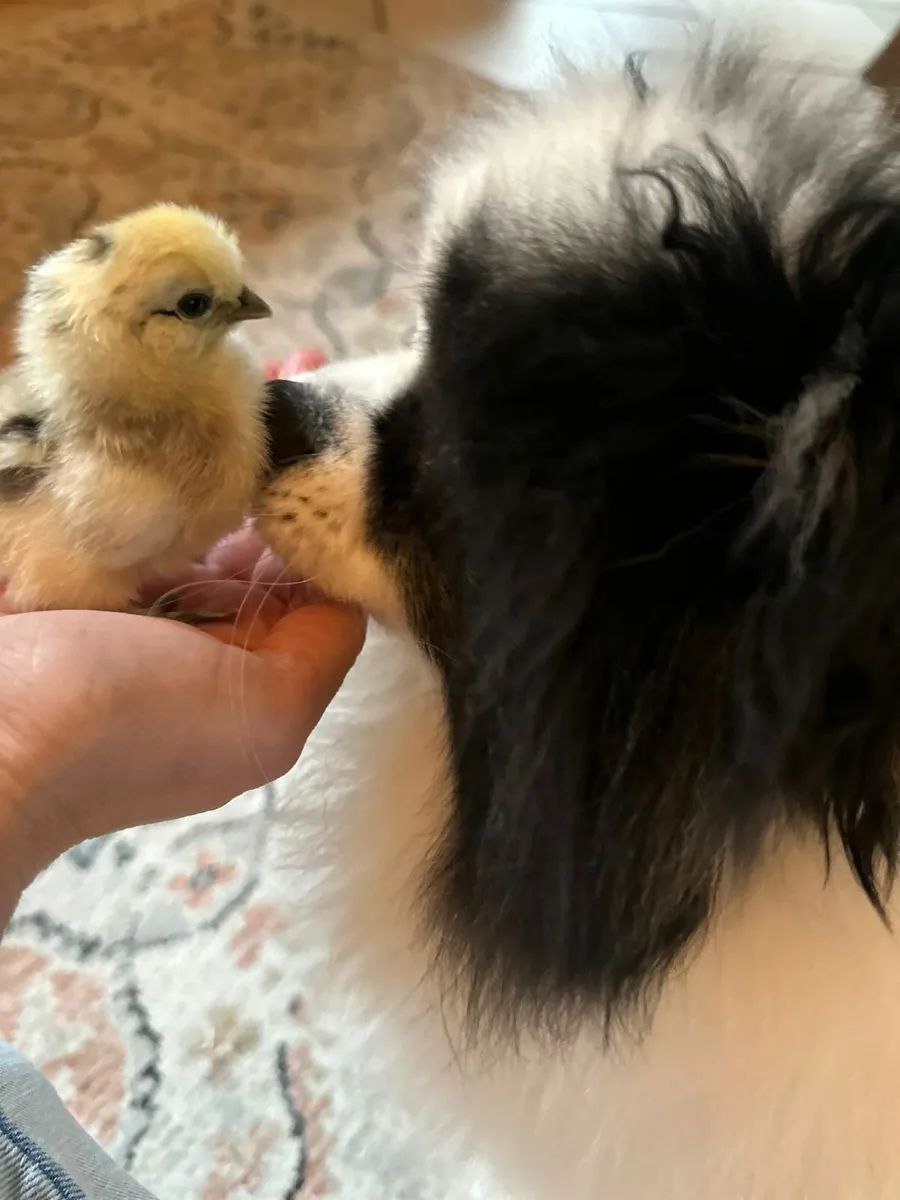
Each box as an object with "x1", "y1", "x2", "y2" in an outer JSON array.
[
  {"x1": 732, "y1": 196, "x2": 900, "y2": 916},
  {"x1": 429, "y1": 386, "x2": 900, "y2": 1043},
  {"x1": 421, "y1": 166, "x2": 778, "y2": 1040},
  {"x1": 428, "y1": 477, "x2": 743, "y2": 1041}
]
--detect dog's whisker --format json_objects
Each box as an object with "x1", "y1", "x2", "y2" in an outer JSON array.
[
  {"x1": 700, "y1": 453, "x2": 770, "y2": 469},
  {"x1": 145, "y1": 572, "x2": 247, "y2": 618},
  {"x1": 689, "y1": 413, "x2": 770, "y2": 439},
  {"x1": 604, "y1": 497, "x2": 747, "y2": 570}
]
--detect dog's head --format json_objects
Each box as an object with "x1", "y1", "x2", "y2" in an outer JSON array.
[{"x1": 259, "y1": 48, "x2": 900, "y2": 1036}]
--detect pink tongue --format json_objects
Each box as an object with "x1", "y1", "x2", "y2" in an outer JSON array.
[{"x1": 262, "y1": 348, "x2": 329, "y2": 381}]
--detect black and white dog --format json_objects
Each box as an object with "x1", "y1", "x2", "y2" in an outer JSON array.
[{"x1": 259, "y1": 43, "x2": 900, "y2": 1200}]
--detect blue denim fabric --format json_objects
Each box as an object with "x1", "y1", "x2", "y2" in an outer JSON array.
[{"x1": 0, "y1": 1044, "x2": 155, "y2": 1199}]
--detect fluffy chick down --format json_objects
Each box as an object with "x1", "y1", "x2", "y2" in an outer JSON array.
[{"x1": 0, "y1": 203, "x2": 271, "y2": 611}]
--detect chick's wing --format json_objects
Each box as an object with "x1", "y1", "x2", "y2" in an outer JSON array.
[{"x1": 51, "y1": 451, "x2": 183, "y2": 570}]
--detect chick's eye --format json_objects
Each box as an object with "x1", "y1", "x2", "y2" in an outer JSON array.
[{"x1": 177, "y1": 291, "x2": 212, "y2": 320}]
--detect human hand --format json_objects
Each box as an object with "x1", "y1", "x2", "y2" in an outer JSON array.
[{"x1": 0, "y1": 526, "x2": 364, "y2": 909}]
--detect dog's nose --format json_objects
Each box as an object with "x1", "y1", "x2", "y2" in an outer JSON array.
[{"x1": 262, "y1": 378, "x2": 326, "y2": 472}]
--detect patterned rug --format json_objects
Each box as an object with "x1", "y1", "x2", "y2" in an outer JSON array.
[{"x1": 0, "y1": 2, "x2": 490, "y2": 1195}]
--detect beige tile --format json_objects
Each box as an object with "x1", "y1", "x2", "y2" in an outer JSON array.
[{"x1": 384, "y1": 0, "x2": 620, "y2": 88}]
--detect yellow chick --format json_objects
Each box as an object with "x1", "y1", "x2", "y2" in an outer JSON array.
[{"x1": 0, "y1": 203, "x2": 271, "y2": 611}]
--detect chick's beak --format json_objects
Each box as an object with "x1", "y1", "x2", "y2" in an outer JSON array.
[{"x1": 232, "y1": 285, "x2": 272, "y2": 323}]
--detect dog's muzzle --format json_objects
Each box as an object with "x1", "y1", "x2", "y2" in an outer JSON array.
[{"x1": 262, "y1": 378, "x2": 335, "y2": 472}]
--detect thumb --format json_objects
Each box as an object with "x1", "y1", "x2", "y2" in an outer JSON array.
[{"x1": 248, "y1": 601, "x2": 366, "y2": 764}]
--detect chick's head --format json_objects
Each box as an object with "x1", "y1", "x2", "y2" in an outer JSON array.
[{"x1": 19, "y1": 203, "x2": 271, "y2": 366}]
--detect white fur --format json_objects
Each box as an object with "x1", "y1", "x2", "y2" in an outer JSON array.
[{"x1": 281, "y1": 623, "x2": 900, "y2": 1200}]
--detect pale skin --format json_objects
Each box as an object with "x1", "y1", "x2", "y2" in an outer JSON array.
[{"x1": 0, "y1": 525, "x2": 365, "y2": 932}]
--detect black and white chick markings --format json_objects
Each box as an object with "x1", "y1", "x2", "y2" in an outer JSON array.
[{"x1": 0, "y1": 203, "x2": 272, "y2": 611}]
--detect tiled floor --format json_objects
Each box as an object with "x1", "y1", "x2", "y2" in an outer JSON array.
[{"x1": 332, "y1": 0, "x2": 899, "y2": 90}]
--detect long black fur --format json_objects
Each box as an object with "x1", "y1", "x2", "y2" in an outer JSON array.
[{"x1": 305, "y1": 52, "x2": 900, "y2": 1038}]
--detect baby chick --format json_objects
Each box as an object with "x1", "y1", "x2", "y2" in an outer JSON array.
[{"x1": 0, "y1": 203, "x2": 271, "y2": 612}]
